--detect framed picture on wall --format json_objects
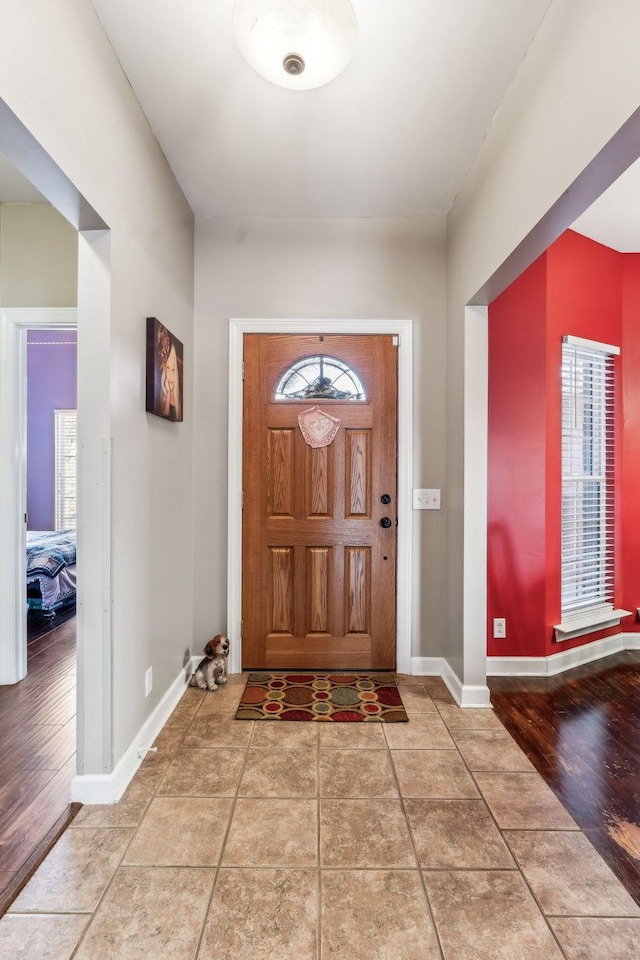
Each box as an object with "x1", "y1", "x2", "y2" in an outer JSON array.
[{"x1": 146, "y1": 317, "x2": 184, "y2": 422}]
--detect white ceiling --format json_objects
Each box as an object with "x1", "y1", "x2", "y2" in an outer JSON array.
[
  {"x1": 89, "y1": 0, "x2": 554, "y2": 219},
  {"x1": 571, "y1": 158, "x2": 640, "y2": 253},
  {"x1": 1, "y1": 1, "x2": 638, "y2": 252}
]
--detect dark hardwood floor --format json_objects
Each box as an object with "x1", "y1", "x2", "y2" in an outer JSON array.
[
  {"x1": 26, "y1": 604, "x2": 76, "y2": 644},
  {"x1": 490, "y1": 650, "x2": 640, "y2": 906},
  {"x1": 0, "y1": 614, "x2": 77, "y2": 915}
]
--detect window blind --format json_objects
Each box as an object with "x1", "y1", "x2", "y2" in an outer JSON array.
[
  {"x1": 560, "y1": 337, "x2": 617, "y2": 621},
  {"x1": 54, "y1": 409, "x2": 77, "y2": 530}
]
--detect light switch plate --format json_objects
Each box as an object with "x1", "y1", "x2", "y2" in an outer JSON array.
[{"x1": 413, "y1": 488, "x2": 441, "y2": 510}]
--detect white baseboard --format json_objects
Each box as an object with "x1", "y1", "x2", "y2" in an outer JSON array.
[
  {"x1": 71, "y1": 662, "x2": 193, "y2": 804},
  {"x1": 487, "y1": 632, "x2": 640, "y2": 677},
  {"x1": 458, "y1": 684, "x2": 493, "y2": 707},
  {"x1": 410, "y1": 657, "x2": 492, "y2": 708},
  {"x1": 409, "y1": 657, "x2": 444, "y2": 676},
  {"x1": 624, "y1": 632, "x2": 640, "y2": 650},
  {"x1": 440, "y1": 659, "x2": 463, "y2": 703}
]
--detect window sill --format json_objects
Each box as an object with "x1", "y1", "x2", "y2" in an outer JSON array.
[{"x1": 554, "y1": 608, "x2": 632, "y2": 642}]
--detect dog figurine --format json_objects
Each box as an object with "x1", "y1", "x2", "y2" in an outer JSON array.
[{"x1": 190, "y1": 635, "x2": 230, "y2": 691}]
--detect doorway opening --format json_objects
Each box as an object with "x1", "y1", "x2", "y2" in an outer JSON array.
[
  {"x1": 26, "y1": 326, "x2": 78, "y2": 648},
  {"x1": 0, "y1": 307, "x2": 78, "y2": 912},
  {"x1": 0, "y1": 308, "x2": 78, "y2": 684}
]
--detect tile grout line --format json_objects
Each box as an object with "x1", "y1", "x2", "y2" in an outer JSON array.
[
  {"x1": 12, "y1": 676, "x2": 639, "y2": 957},
  {"x1": 441, "y1": 710, "x2": 573, "y2": 960},
  {"x1": 191, "y1": 689, "x2": 257, "y2": 960},
  {"x1": 384, "y1": 690, "x2": 446, "y2": 960},
  {"x1": 68, "y1": 689, "x2": 210, "y2": 959},
  {"x1": 405, "y1": 693, "x2": 575, "y2": 958}
]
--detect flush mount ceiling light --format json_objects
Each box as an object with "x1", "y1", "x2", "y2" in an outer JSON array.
[{"x1": 233, "y1": 0, "x2": 357, "y2": 91}]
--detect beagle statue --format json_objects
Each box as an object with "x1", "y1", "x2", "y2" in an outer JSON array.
[{"x1": 190, "y1": 635, "x2": 230, "y2": 691}]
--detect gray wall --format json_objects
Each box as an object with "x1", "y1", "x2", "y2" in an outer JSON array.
[
  {"x1": 0, "y1": 0, "x2": 195, "y2": 772},
  {"x1": 193, "y1": 216, "x2": 447, "y2": 662}
]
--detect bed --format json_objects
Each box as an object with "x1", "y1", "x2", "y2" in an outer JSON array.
[{"x1": 26, "y1": 529, "x2": 77, "y2": 618}]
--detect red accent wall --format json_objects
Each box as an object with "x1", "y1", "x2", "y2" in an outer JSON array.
[
  {"x1": 488, "y1": 252, "x2": 548, "y2": 657},
  {"x1": 488, "y1": 230, "x2": 635, "y2": 659}
]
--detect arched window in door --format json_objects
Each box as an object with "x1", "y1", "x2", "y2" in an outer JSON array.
[{"x1": 274, "y1": 355, "x2": 366, "y2": 400}]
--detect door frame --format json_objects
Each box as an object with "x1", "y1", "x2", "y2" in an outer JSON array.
[
  {"x1": 227, "y1": 318, "x2": 413, "y2": 676},
  {"x1": 0, "y1": 307, "x2": 77, "y2": 685}
]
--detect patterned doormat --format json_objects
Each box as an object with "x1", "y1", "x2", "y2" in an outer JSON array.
[{"x1": 235, "y1": 673, "x2": 408, "y2": 722}]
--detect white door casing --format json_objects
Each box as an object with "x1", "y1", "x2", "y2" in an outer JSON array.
[{"x1": 227, "y1": 318, "x2": 414, "y2": 677}]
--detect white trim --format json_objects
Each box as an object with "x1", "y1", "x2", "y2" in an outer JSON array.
[
  {"x1": 409, "y1": 657, "x2": 445, "y2": 676},
  {"x1": 458, "y1": 685, "x2": 493, "y2": 707},
  {"x1": 71, "y1": 662, "x2": 192, "y2": 804},
  {"x1": 227, "y1": 322, "x2": 244, "y2": 676},
  {"x1": 410, "y1": 657, "x2": 492, "y2": 707},
  {"x1": 463, "y1": 306, "x2": 491, "y2": 703},
  {"x1": 442, "y1": 659, "x2": 463, "y2": 706},
  {"x1": 76, "y1": 228, "x2": 113, "y2": 778},
  {"x1": 486, "y1": 631, "x2": 640, "y2": 677},
  {"x1": 563, "y1": 334, "x2": 620, "y2": 356},
  {"x1": 487, "y1": 656, "x2": 555, "y2": 677},
  {"x1": 442, "y1": 657, "x2": 493, "y2": 708},
  {"x1": 0, "y1": 308, "x2": 77, "y2": 685},
  {"x1": 227, "y1": 318, "x2": 413, "y2": 676},
  {"x1": 554, "y1": 608, "x2": 632, "y2": 641}
]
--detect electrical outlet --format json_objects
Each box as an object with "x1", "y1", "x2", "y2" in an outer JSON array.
[
  {"x1": 145, "y1": 666, "x2": 153, "y2": 697},
  {"x1": 493, "y1": 618, "x2": 506, "y2": 639},
  {"x1": 413, "y1": 488, "x2": 442, "y2": 510}
]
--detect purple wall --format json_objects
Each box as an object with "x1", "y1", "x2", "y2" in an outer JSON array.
[{"x1": 27, "y1": 329, "x2": 77, "y2": 531}]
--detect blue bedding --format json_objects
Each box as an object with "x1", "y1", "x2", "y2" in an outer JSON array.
[{"x1": 26, "y1": 529, "x2": 76, "y2": 579}]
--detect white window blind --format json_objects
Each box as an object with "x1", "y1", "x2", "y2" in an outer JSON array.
[
  {"x1": 560, "y1": 337, "x2": 617, "y2": 624},
  {"x1": 54, "y1": 409, "x2": 77, "y2": 530}
]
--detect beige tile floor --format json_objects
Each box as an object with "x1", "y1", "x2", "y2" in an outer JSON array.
[{"x1": 1, "y1": 673, "x2": 639, "y2": 960}]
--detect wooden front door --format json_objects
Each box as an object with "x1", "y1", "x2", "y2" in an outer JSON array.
[{"x1": 242, "y1": 334, "x2": 397, "y2": 670}]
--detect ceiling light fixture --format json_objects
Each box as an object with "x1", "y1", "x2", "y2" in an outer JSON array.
[{"x1": 232, "y1": 0, "x2": 357, "y2": 91}]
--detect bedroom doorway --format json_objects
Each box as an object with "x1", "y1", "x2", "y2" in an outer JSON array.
[
  {"x1": 26, "y1": 327, "x2": 78, "y2": 650},
  {"x1": 0, "y1": 114, "x2": 112, "y2": 892},
  {"x1": 0, "y1": 308, "x2": 77, "y2": 685},
  {"x1": 0, "y1": 306, "x2": 79, "y2": 912}
]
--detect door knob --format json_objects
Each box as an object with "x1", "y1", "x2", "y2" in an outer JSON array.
[{"x1": 380, "y1": 517, "x2": 392, "y2": 528}]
